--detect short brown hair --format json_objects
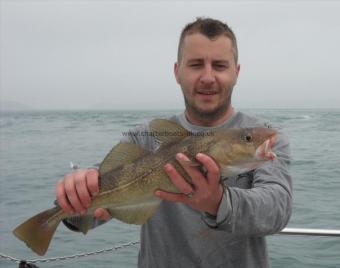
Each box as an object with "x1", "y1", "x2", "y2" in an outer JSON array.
[{"x1": 177, "y1": 17, "x2": 238, "y2": 63}]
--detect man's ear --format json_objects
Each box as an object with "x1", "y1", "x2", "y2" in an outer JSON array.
[
  {"x1": 174, "y1": 62, "x2": 180, "y2": 84},
  {"x1": 236, "y1": 64, "x2": 241, "y2": 77}
]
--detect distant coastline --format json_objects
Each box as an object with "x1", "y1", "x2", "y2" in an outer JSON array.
[{"x1": 1, "y1": 101, "x2": 33, "y2": 111}]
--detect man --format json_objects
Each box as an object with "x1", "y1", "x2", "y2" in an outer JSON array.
[{"x1": 56, "y1": 18, "x2": 292, "y2": 267}]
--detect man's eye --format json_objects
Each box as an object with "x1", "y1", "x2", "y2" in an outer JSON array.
[
  {"x1": 189, "y1": 64, "x2": 202, "y2": 68},
  {"x1": 214, "y1": 64, "x2": 227, "y2": 70}
]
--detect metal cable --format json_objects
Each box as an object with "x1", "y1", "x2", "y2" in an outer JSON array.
[{"x1": 0, "y1": 240, "x2": 140, "y2": 265}]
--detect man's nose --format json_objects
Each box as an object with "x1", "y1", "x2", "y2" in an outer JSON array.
[{"x1": 199, "y1": 65, "x2": 216, "y2": 85}]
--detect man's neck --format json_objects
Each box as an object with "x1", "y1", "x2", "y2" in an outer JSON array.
[{"x1": 185, "y1": 106, "x2": 235, "y2": 127}]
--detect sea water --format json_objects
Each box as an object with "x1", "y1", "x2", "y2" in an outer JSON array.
[{"x1": 1, "y1": 109, "x2": 340, "y2": 268}]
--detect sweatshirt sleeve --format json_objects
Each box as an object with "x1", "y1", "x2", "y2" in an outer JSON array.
[{"x1": 202, "y1": 128, "x2": 292, "y2": 235}]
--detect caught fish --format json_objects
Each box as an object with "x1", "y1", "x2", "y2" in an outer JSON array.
[{"x1": 13, "y1": 119, "x2": 277, "y2": 255}]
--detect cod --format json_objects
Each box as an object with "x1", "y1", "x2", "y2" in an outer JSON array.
[{"x1": 13, "y1": 119, "x2": 277, "y2": 256}]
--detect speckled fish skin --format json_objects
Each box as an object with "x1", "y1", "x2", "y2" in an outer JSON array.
[{"x1": 13, "y1": 119, "x2": 277, "y2": 256}]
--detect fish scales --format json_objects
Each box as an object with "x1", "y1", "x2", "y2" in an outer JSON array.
[{"x1": 12, "y1": 119, "x2": 277, "y2": 256}]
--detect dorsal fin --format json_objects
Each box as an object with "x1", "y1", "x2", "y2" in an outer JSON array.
[
  {"x1": 99, "y1": 143, "x2": 148, "y2": 176},
  {"x1": 149, "y1": 119, "x2": 189, "y2": 147}
]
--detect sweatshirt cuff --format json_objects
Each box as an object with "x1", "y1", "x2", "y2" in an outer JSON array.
[
  {"x1": 201, "y1": 187, "x2": 232, "y2": 228},
  {"x1": 62, "y1": 216, "x2": 107, "y2": 232},
  {"x1": 62, "y1": 218, "x2": 81, "y2": 232}
]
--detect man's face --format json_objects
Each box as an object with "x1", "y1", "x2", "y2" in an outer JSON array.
[{"x1": 175, "y1": 33, "x2": 240, "y2": 119}]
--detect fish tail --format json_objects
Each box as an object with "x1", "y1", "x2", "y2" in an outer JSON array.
[{"x1": 13, "y1": 206, "x2": 63, "y2": 256}]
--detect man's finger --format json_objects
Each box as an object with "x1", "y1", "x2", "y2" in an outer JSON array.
[
  {"x1": 55, "y1": 180, "x2": 74, "y2": 213},
  {"x1": 164, "y1": 163, "x2": 194, "y2": 195},
  {"x1": 94, "y1": 208, "x2": 111, "y2": 221},
  {"x1": 176, "y1": 153, "x2": 206, "y2": 190},
  {"x1": 74, "y1": 172, "x2": 92, "y2": 209},
  {"x1": 196, "y1": 153, "x2": 220, "y2": 187},
  {"x1": 86, "y1": 169, "x2": 100, "y2": 197},
  {"x1": 155, "y1": 190, "x2": 187, "y2": 203},
  {"x1": 64, "y1": 174, "x2": 86, "y2": 214}
]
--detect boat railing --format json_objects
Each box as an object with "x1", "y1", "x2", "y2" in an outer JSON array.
[
  {"x1": 1, "y1": 227, "x2": 340, "y2": 267},
  {"x1": 279, "y1": 227, "x2": 340, "y2": 237}
]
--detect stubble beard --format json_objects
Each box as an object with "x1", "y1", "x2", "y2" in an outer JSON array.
[{"x1": 184, "y1": 89, "x2": 233, "y2": 123}]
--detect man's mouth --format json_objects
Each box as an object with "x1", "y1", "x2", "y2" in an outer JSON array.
[{"x1": 196, "y1": 90, "x2": 218, "y2": 95}]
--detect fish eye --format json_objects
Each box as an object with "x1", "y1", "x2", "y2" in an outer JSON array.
[{"x1": 245, "y1": 134, "x2": 252, "y2": 143}]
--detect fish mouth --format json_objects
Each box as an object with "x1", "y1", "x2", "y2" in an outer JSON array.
[{"x1": 255, "y1": 134, "x2": 277, "y2": 160}]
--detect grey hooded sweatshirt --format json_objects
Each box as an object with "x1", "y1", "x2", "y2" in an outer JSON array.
[{"x1": 65, "y1": 111, "x2": 292, "y2": 268}]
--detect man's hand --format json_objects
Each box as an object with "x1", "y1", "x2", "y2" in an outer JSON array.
[
  {"x1": 55, "y1": 168, "x2": 111, "y2": 221},
  {"x1": 155, "y1": 153, "x2": 224, "y2": 215}
]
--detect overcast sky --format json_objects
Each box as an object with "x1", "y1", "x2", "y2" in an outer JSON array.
[{"x1": 1, "y1": 0, "x2": 339, "y2": 110}]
